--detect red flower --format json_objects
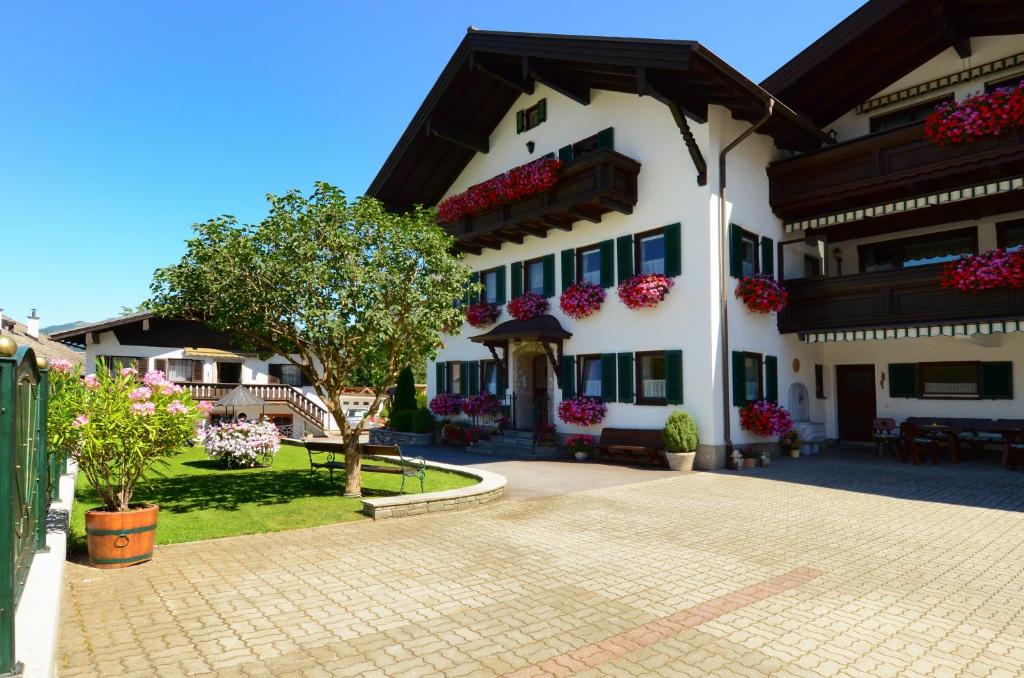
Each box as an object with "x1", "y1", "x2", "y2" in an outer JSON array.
[
  {"x1": 557, "y1": 397, "x2": 607, "y2": 427},
  {"x1": 507, "y1": 291, "x2": 549, "y2": 320},
  {"x1": 466, "y1": 302, "x2": 501, "y2": 328},
  {"x1": 617, "y1": 274, "x2": 674, "y2": 310},
  {"x1": 940, "y1": 249, "x2": 1024, "y2": 292},
  {"x1": 735, "y1": 275, "x2": 788, "y2": 314},
  {"x1": 438, "y1": 158, "x2": 562, "y2": 223},
  {"x1": 559, "y1": 281, "x2": 606, "y2": 319},
  {"x1": 739, "y1": 401, "x2": 793, "y2": 438},
  {"x1": 924, "y1": 81, "x2": 1024, "y2": 146}
]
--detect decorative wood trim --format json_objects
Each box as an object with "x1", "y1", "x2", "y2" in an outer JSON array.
[
  {"x1": 426, "y1": 118, "x2": 489, "y2": 154},
  {"x1": 800, "y1": 320, "x2": 1024, "y2": 344}
]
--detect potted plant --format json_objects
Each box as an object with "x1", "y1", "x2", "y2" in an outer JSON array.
[
  {"x1": 780, "y1": 430, "x2": 802, "y2": 458},
  {"x1": 567, "y1": 435, "x2": 593, "y2": 461},
  {"x1": 52, "y1": 362, "x2": 205, "y2": 568},
  {"x1": 740, "y1": 448, "x2": 760, "y2": 469},
  {"x1": 663, "y1": 410, "x2": 699, "y2": 472}
]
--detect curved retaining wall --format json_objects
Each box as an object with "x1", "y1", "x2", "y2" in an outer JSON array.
[{"x1": 360, "y1": 455, "x2": 506, "y2": 520}]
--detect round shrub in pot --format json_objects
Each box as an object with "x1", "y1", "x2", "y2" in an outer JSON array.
[
  {"x1": 663, "y1": 410, "x2": 699, "y2": 472},
  {"x1": 390, "y1": 409, "x2": 416, "y2": 432},
  {"x1": 412, "y1": 408, "x2": 435, "y2": 434}
]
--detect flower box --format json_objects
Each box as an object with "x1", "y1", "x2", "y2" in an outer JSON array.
[
  {"x1": 466, "y1": 302, "x2": 501, "y2": 328},
  {"x1": 925, "y1": 81, "x2": 1024, "y2": 146},
  {"x1": 617, "y1": 274, "x2": 674, "y2": 310},
  {"x1": 739, "y1": 400, "x2": 793, "y2": 438},
  {"x1": 507, "y1": 291, "x2": 550, "y2": 320},
  {"x1": 940, "y1": 248, "x2": 1024, "y2": 292},
  {"x1": 559, "y1": 281, "x2": 606, "y2": 319},
  {"x1": 438, "y1": 158, "x2": 562, "y2": 223},
  {"x1": 558, "y1": 396, "x2": 607, "y2": 427},
  {"x1": 735, "y1": 274, "x2": 788, "y2": 313}
]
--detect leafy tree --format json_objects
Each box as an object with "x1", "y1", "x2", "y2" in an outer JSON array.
[
  {"x1": 392, "y1": 367, "x2": 417, "y2": 414},
  {"x1": 150, "y1": 183, "x2": 470, "y2": 496}
]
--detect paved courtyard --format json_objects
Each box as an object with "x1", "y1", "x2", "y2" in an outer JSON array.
[{"x1": 59, "y1": 453, "x2": 1024, "y2": 677}]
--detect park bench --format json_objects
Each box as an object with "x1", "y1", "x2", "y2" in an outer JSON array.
[
  {"x1": 595, "y1": 428, "x2": 667, "y2": 468},
  {"x1": 304, "y1": 441, "x2": 427, "y2": 493}
]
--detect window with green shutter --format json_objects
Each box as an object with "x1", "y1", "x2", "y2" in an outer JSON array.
[
  {"x1": 730, "y1": 224, "x2": 759, "y2": 279},
  {"x1": 617, "y1": 352, "x2": 634, "y2": 403},
  {"x1": 732, "y1": 351, "x2": 762, "y2": 406},
  {"x1": 542, "y1": 253, "x2": 555, "y2": 298},
  {"x1": 560, "y1": 249, "x2": 576, "y2": 292},
  {"x1": 560, "y1": 355, "x2": 576, "y2": 398},
  {"x1": 761, "y1": 237, "x2": 774, "y2": 277},
  {"x1": 600, "y1": 354, "x2": 617, "y2": 401},
  {"x1": 888, "y1": 363, "x2": 917, "y2": 398},
  {"x1": 511, "y1": 261, "x2": 523, "y2": 298},
  {"x1": 517, "y1": 99, "x2": 546, "y2": 133},
  {"x1": 764, "y1": 355, "x2": 778, "y2": 403},
  {"x1": 665, "y1": 350, "x2": 683, "y2": 405},
  {"x1": 980, "y1": 361, "x2": 1013, "y2": 399},
  {"x1": 599, "y1": 240, "x2": 614, "y2": 288},
  {"x1": 663, "y1": 223, "x2": 681, "y2": 278},
  {"x1": 636, "y1": 351, "x2": 667, "y2": 405},
  {"x1": 435, "y1": 362, "x2": 446, "y2": 393},
  {"x1": 616, "y1": 235, "x2": 634, "y2": 284},
  {"x1": 633, "y1": 225, "x2": 680, "y2": 278},
  {"x1": 458, "y1": 361, "x2": 471, "y2": 396}
]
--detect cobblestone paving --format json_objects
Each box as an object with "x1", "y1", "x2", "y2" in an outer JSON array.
[{"x1": 59, "y1": 454, "x2": 1024, "y2": 677}]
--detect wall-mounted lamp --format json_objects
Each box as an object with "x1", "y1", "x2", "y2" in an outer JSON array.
[{"x1": 526, "y1": 140, "x2": 535, "y2": 154}]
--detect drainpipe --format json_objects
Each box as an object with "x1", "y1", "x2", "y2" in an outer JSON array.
[{"x1": 718, "y1": 97, "x2": 775, "y2": 459}]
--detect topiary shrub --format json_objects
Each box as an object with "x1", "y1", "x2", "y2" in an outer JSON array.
[
  {"x1": 415, "y1": 392, "x2": 428, "y2": 411},
  {"x1": 412, "y1": 408, "x2": 435, "y2": 434},
  {"x1": 393, "y1": 367, "x2": 417, "y2": 414},
  {"x1": 391, "y1": 409, "x2": 415, "y2": 433},
  {"x1": 664, "y1": 411, "x2": 699, "y2": 453}
]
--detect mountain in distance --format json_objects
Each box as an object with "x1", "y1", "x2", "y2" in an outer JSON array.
[{"x1": 41, "y1": 320, "x2": 90, "y2": 335}]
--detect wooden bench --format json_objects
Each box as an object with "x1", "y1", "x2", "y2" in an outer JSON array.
[
  {"x1": 304, "y1": 441, "x2": 427, "y2": 493},
  {"x1": 596, "y1": 428, "x2": 667, "y2": 468}
]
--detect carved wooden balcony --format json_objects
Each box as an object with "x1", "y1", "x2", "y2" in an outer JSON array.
[
  {"x1": 768, "y1": 124, "x2": 1024, "y2": 223},
  {"x1": 443, "y1": 149, "x2": 641, "y2": 253},
  {"x1": 777, "y1": 263, "x2": 1024, "y2": 334}
]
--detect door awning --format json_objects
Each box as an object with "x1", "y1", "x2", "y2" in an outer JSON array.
[{"x1": 468, "y1": 315, "x2": 572, "y2": 344}]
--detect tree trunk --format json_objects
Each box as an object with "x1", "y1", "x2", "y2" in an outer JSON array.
[{"x1": 344, "y1": 446, "x2": 362, "y2": 497}]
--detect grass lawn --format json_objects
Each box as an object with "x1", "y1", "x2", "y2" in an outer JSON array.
[{"x1": 69, "y1": 443, "x2": 476, "y2": 552}]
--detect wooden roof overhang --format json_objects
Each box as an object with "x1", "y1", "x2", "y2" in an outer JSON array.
[
  {"x1": 762, "y1": 0, "x2": 1024, "y2": 127},
  {"x1": 50, "y1": 313, "x2": 242, "y2": 351},
  {"x1": 367, "y1": 30, "x2": 828, "y2": 214},
  {"x1": 469, "y1": 314, "x2": 572, "y2": 389}
]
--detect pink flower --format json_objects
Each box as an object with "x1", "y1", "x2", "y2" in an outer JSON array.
[
  {"x1": 131, "y1": 402, "x2": 156, "y2": 416},
  {"x1": 159, "y1": 382, "x2": 179, "y2": 395},
  {"x1": 129, "y1": 386, "x2": 152, "y2": 401},
  {"x1": 49, "y1": 358, "x2": 73, "y2": 373},
  {"x1": 83, "y1": 374, "x2": 100, "y2": 389},
  {"x1": 735, "y1": 274, "x2": 788, "y2": 313},
  {"x1": 465, "y1": 302, "x2": 501, "y2": 328},
  {"x1": 740, "y1": 401, "x2": 793, "y2": 437},
  {"x1": 506, "y1": 291, "x2": 549, "y2": 320},
  {"x1": 197, "y1": 400, "x2": 214, "y2": 414},
  {"x1": 72, "y1": 414, "x2": 88, "y2": 427},
  {"x1": 429, "y1": 392, "x2": 462, "y2": 416},
  {"x1": 120, "y1": 366, "x2": 138, "y2": 377},
  {"x1": 557, "y1": 396, "x2": 607, "y2": 426},
  {"x1": 559, "y1": 281, "x2": 605, "y2": 319},
  {"x1": 166, "y1": 401, "x2": 189, "y2": 415},
  {"x1": 438, "y1": 158, "x2": 562, "y2": 223},
  {"x1": 142, "y1": 370, "x2": 166, "y2": 386},
  {"x1": 617, "y1": 274, "x2": 674, "y2": 310}
]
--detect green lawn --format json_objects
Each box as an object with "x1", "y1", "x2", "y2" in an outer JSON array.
[{"x1": 69, "y1": 443, "x2": 476, "y2": 552}]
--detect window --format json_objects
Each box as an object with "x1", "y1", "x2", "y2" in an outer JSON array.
[
  {"x1": 279, "y1": 364, "x2": 303, "y2": 387},
  {"x1": 636, "y1": 352, "x2": 667, "y2": 404},
  {"x1": 997, "y1": 219, "x2": 1024, "y2": 251},
  {"x1": 804, "y1": 254, "x2": 822, "y2": 278},
  {"x1": 447, "y1": 362, "x2": 462, "y2": 395},
  {"x1": 736, "y1": 228, "x2": 759, "y2": 278},
  {"x1": 985, "y1": 74, "x2": 1024, "y2": 93},
  {"x1": 216, "y1": 361, "x2": 242, "y2": 384},
  {"x1": 869, "y1": 95, "x2": 953, "y2": 133},
  {"x1": 167, "y1": 359, "x2": 196, "y2": 382},
  {"x1": 524, "y1": 257, "x2": 546, "y2": 295},
  {"x1": 516, "y1": 99, "x2": 546, "y2": 133},
  {"x1": 99, "y1": 355, "x2": 137, "y2": 376},
  {"x1": 919, "y1": 362, "x2": 980, "y2": 399},
  {"x1": 858, "y1": 228, "x2": 977, "y2": 272},
  {"x1": 558, "y1": 128, "x2": 614, "y2": 163},
  {"x1": 480, "y1": 267, "x2": 499, "y2": 304},
  {"x1": 743, "y1": 353, "x2": 763, "y2": 403},
  {"x1": 577, "y1": 246, "x2": 602, "y2": 285},
  {"x1": 481, "y1": 360, "x2": 498, "y2": 395},
  {"x1": 578, "y1": 356, "x2": 602, "y2": 397},
  {"x1": 636, "y1": 230, "x2": 666, "y2": 276}
]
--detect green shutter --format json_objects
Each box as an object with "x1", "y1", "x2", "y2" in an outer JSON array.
[
  {"x1": 516, "y1": 110, "x2": 525, "y2": 134},
  {"x1": 617, "y1": 353, "x2": 634, "y2": 403},
  {"x1": 495, "y1": 266, "x2": 506, "y2": 304},
  {"x1": 729, "y1": 224, "x2": 744, "y2": 279},
  {"x1": 459, "y1": 362, "x2": 470, "y2": 396},
  {"x1": 665, "y1": 350, "x2": 683, "y2": 405},
  {"x1": 511, "y1": 261, "x2": 523, "y2": 298},
  {"x1": 600, "y1": 354, "x2": 617, "y2": 401},
  {"x1": 468, "y1": 362, "x2": 480, "y2": 396},
  {"x1": 542, "y1": 254, "x2": 555, "y2": 298},
  {"x1": 616, "y1": 235, "x2": 634, "y2": 283},
  {"x1": 466, "y1": 271, "x2": 480, "y2": 306},
  {"x1": 558, "y1": 144, "x2": 573, "y2": 164},
  {"x1": 496, "y1": 365, "x2": 507, "y2": 399},
  {"x1": 889, "y1": 363, "x2": 918, "y2": 398},
  {"x1": 664, "y1": 223, "x2": 681, "y2": 278},
  {"x1": 435, "y1": 362, "x2": 446, "y2": 393},
  {"x1": 596, "y1": 127, "x2": 614, "y2": 150},
  {"x1": 765, "y1": 355, "x2": 778, "y2": 403},
  {"x1": 561, "y1": 248, "x2": 576, "y2": 292},
  {"x1": 599, "y1": 240, "x2": 614, "y2": 288},
  {"x1": 981, "y1": 361, "x2": 1013, "y2": 399},
  {"x1": 732, "y1": 351, "x2": 747, "y2": 406},
  {"x1": 761, "y1": 237, "x2": 775, "y2": 277},
  {"x1": 538, "y1": 98, "x2": 547, "y2": 123},
  {"x1": 560, "y1": 355, "x2": 576, "y2": 399}
]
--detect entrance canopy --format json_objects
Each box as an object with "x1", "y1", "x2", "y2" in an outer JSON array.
[
  {"x1": 214, "y1": 385, "x2": 266, "y2": 409},
  {"x1": 470, "y1": 315, "x2": 572, "y2": 389}
]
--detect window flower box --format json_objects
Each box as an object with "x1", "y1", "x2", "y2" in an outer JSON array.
[
  {"x1": 925, "y1": 81, "x2": 1024, "y2": 146},
  {"x1": 466, "y1": 302, "x2": 501, "y2": 328},
  {"x1": 438, "y1": 157, "x2": 562, "y2": 223},
  {"x1": 940, "y1": 248, "x2": 1024, "y2": 292},
  {"x1": 507, "y1": 291, "x2": 549, "y2": 320},
  {"x1": 429, "y1": 392, "x2": 462, "y2": 416},
  {"x1": 735, "y1": 274, "x2": 789, "y2": 313},
  {"x1": 559, "y1": 281, "x2": 606, "y2": 319},
  {"x1": 617, "y1": 274, "x2": 674, "y2": 310},
  {"x1": 558, "y1": 396, "x2": 607, "y2": 427},
  {"x1": 739, "y1": 400, "x2": 793, "y2": 438}
]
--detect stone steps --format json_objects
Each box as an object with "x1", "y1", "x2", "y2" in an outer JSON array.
[{"x1": 470, "y1": 431, "x2": 564, "y2": 459}]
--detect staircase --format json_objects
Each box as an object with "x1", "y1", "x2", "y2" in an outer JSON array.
[
  {"x1": 180, "y1": 382, "x2": 328, "y2": 436},
  {"x1": 471, "y1": 429, "x2": 564, "y2": 459}
]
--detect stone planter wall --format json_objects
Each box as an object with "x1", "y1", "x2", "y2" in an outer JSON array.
[
  {"x1": 360, "y1": 456, "x2": 506, "y2": 520},
  {"x1": 369, "y1": 428, "x2": 434, "y2": 446}
]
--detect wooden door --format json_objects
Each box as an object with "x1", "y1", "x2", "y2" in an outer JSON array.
[
  {"x1": 836, "y1": 364, "x2": 876, "y2": 442},
  {"x1": 532, "y1": 355, "x2": 548, "y2": 428}
]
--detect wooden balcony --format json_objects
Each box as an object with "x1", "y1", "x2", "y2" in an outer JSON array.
[
  {"x1": 768, "y1": 123, "x2": 1024, "y2": 223},
  {"x1": 777, "y1": 263, "x2": 1024, "y2": 334},
  {"x1": 179, "y1": 382, "x2": 328, "y2": 426},
  {"x1": 444, "y1": 149, "x2": 641, "y2": 253}
]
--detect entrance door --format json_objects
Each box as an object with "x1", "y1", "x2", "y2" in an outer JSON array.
[
  {"x1": 835, "y1": 364, "x2": 876, "y2": 442},
  {"x1": 532, "y1": 355, "x2": 548, "y2": 428}
]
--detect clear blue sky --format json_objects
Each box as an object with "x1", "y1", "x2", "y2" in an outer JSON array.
[{"x1": 0, "y1": 0, "x2": 863, "y2": 328}]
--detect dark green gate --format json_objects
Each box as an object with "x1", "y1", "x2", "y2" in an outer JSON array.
[{"x1": 0, "y1": 343, "x2": 49, "y2": 677}]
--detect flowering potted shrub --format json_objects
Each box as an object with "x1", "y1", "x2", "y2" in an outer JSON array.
[
  {"x1": 739, "y1": 400, "x2": 794, "y2": 438},
  {"x1": 507, "y1": 291, "x2": 549, "y2": 320},
  {"x1": 441, "y1": 422, "x2": 480, "y2": 446},
  {"x1": 740, "y1": 448, "x2": 761, "y2": 469},
  {"x1": 567, "y1": 434, "x2": 592, "y2": 461},
  {"x1": 466, "y1": 302, "x2": 501, "y2": 328},
  {"x1": 924, "y1": 81, "x2": 1024, "y2": 146},
  {"x1": 617, "y1": 274, "x2": 674, "y2": 310},
  {"x1": 536, "y1": 423, "x2": 557, "y2": 446},
  {"x1": 429, "y1": 392, "x2": 462, "y2": 417},
  {"x1": 940, "y1": 248, "x2": 1024, "y2": 292},
  {"x1": 557, "y1": 396, "x2": 607, "y2": 427},
  {"x1": 51, "y1": 363, "x2": 204, "y2": 568},
  {"x1": 200, "y1": 419, "x2": 282, "y2": 468},
  {"x1": 663, "y1": 410, "x2": 699, "y2": 472},
  {"x1": 779, "y1": 430, "x2": 802, "y2": 459},
  {"x1": 559, "y1": 281, "x2": 606, "y2": 319},
  {"x1": 735, "y1": 274, "x2": 788, "y2": 313},
  {"x1": 438, "y1": 157, "x2": 562, "y2": 222},
  {"x1": 462, "y1": 392, "x2": 501, "y2": 418}
]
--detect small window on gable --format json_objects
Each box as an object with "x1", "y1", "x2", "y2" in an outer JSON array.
[
  {"x1": 869, "y1": 95, "x2": 953, "y2": 133},
  {"x1": 559, "y1": 128, "x2": 614, "y2": 163},
  {"x1": 516, "y1": 99, "x2": 547, "y2": 134}
]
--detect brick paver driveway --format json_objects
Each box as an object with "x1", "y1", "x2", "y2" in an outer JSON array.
[{"x1": 60, "y1": 453, "x2": 1024, "y2": 677}]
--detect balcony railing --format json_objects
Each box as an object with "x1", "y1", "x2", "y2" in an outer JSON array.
[
  {"x1": 179, "y1": 382, "x2": 328, "y2": 426},
  {"x1": 443, "y1": 149, "x2": 641, "y2": 253},
  {"x1": 768, "y1": 123, "x2": 1024, "y2": 222},
  {"x1": 777, "y1": 263, "x2": 1024, "y2": 334}
]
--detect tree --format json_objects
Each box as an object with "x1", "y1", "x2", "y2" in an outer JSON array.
[
  {"x1": 150, "y1": 183, "x2": 470, "y2": 496},
  {"x1": 392, "y1": 367, "x2": 417, "y2": 414}
]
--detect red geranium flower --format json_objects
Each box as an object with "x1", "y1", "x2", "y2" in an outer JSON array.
[
  {"x1": 438, "y1": 158, "x2": 562, "y2": 223},
  {"x1": 735, "y1": 274, "x2": 788, "y2": 313}
]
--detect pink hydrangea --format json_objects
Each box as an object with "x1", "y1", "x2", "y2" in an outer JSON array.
[
  {"x1": 131, "y1": 402, "x2": 156, "y2": 416},
  {"x1": 49, "y1": 358, "x2": 73, "y2": 373},
  {"x1": 129, "y1": 386, "x2": 152, "y2": 402},
  {"x1": 120, "y1": 366, "x2": 138, "y2": 377},
  {"x1": 166, "y1": 401, "x2": 189, "y2": 415},
  {"x1": 83, "y1": 374, "x2": 100, "y2": 389}
]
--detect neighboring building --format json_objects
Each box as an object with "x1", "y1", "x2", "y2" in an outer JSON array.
[
  {"x1": 368, "y1": 1, "x2": 1024, "y2": 467},
  {"x1": 0, "y1": 309, "x2": 83, "y2": 366},
  {"x1": 50, "y1": 313, "x2": 376, "y2": 437}
]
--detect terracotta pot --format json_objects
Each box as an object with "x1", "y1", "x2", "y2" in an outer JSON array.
[
  {"x1": 85, "y1": 504, "x2": 159, "y2": 569},
  {"x1": 743, "y1": 458, "x2": 758, "y2": 469}
]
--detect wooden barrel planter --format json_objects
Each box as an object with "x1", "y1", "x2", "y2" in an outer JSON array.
[{"x1": 84, "y1": 504, "x2": 159, "y2": 569}]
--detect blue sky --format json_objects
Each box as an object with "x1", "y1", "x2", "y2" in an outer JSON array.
[{"x1": 0, "y1": 0, "x2": 862, "y2": 327}]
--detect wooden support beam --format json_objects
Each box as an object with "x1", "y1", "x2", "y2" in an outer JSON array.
[
  {"x1": 635, "y1": 66, "x2": 646, "y2": 96},
  {"x1": 476, "y1": 235, "x2": 503, "y2": 250},
  {"x1": 426, "y1": 118, "x2": 489, "y2": 154},
  {"x1": 930, "y1": 0, "x2": 971, "y2": 58},
  {"x1": 470, "y1": 52, "x2": 535, "y2": 94},
  {"x1": 540, "y1": 216, "x2": 572, "y2": 232},
  {"x1": 568, "y1": 206, "x2": 601, "y2": 224},
  {"x1": 645, "y1": 78, "x2": 708, "y2": 186},
  {"x1": 527, "y1": 57, "x2": 590, "y2": 106},
  {"x1": 599, "y1": 196, "x2": 634, "y2": 215},
  {"x1": 521, "y1": 224, "x2": 549, "y2": 238},
  {"x1": 493, "y1": 229, "x2": 524, "y2": 244}
]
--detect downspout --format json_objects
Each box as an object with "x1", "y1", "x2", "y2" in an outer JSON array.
[{"x1": 717, "y1": 97, "x2": 775, "y2": 459}]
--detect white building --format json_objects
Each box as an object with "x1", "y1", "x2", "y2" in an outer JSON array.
[
  {"x1": 50, "y1": 313, "x2": 376, "y2": 437},
  {"x1": 368, "y1": 2, "x2": 1024, "y2": 467}
]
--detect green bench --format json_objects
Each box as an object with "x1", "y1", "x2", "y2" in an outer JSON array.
[{"x1": 304, "y1": 441, "x2": 427, "y2": 493}]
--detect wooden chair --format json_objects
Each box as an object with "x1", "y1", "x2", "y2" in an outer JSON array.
[
  {"x1": 900, "y1": 422, "x2": 938, "y2": 465},
  {"x1": 595, "y1": 429, "x2": 667, "y2": 468},
  {"x1": 872, "y1": 418, "x2": 900, "y2": 458}
]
